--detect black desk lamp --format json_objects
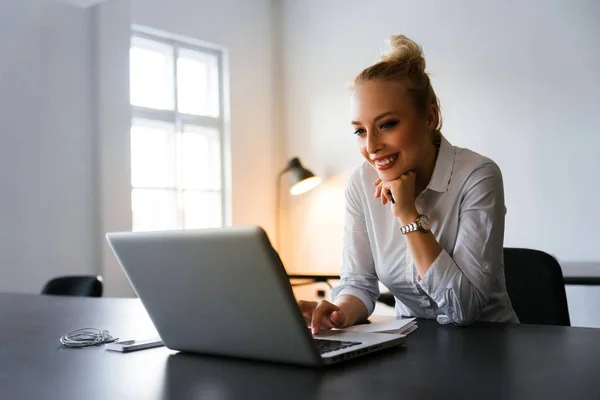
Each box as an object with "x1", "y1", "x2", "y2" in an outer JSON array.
[{"x1": 276, "y1": 157, "x2": 321, "y2": 250}]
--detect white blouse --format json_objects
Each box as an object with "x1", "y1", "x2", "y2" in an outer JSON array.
[{"x1": 331, "y1": 136, "x2": 519, "y2": 325}]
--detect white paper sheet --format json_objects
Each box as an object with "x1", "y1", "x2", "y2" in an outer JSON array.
[{"x1": 340, "y1": 316, "x2": 417, "y2": 335}]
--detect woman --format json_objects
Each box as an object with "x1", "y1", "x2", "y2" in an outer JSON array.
[{"x1": 300, "y1": 35, "x2": 518, "y2": 333}]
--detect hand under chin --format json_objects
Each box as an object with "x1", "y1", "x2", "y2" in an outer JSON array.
[{"x1": 377, "y1": 166, "x2": 411, "y2": 182}]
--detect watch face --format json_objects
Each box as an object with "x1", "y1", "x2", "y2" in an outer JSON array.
[{"x1": 419, "y1": 215, "x2": 432, "y2": 231}]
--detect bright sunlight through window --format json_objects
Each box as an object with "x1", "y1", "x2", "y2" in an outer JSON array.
[{"x1": 129, "y1": 31, "x2": 226, "y2": 232}]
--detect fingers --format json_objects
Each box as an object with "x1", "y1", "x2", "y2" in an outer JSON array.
[
  {"x1": 320, "y1": 319, "x2": 335, "y2": 330},
  {"x1": 383, "y1": 189, "x2": 391, "y2": 205},
  {"x1": 302, "y1": 311, "x2": 313, "y2": 326},
  {"x1": 301, "y1": 300, "x2": 347, "y2": 333},
  {"x1": 298, "y1": 300, "x2": 317, "y2": 327},
  {"x1": 402, "y1": 170, "x2": 416, "y2": 181},
  {"x1": 375, "y1": 171, "x2": 417, "y2": 209},
  {"x1": 330, "y1": 310, "x2": 347, "y2": 328},
  {"x1": 376, "y1": 176, "x2": 414, "y2": 206},
  {"x1": 387, "y1": 190, "x2": 395, "y2": 204},
  {"x1": 376, "y1": 180, "x2": 395, "y2": 206},
  {"x1": 381, "y1": 183, "x2": 391, "y2": 205},
  {"x1": 373, "y1": 178, "x2": 384, "y2": 201},
  {"x1": 311, "y1": 300, "x2": 340, "y2": 335},
  {"x1": 374, "y1": 182, "x2": 383, "y2": 199}
]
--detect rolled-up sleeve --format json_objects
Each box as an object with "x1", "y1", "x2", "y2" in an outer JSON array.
[
  {"x1": 416, "y1": 162, "x2": 505, "y2": 326},
  {"x1": 331, "y1": 175, "x2": 380, "y2": 316}
]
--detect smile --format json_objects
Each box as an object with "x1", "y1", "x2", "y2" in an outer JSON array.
[{"x1": 373, "y1": 153, "x2": 399, "y2": 170}]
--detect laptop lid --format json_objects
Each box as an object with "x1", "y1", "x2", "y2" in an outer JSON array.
[{"x1": 106, "y1": 226, "x2": 323, "y2": 366}]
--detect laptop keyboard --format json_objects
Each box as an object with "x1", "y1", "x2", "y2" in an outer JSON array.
[{"x1": 314, "y1": 339, "x2": 361, "y2": 354}]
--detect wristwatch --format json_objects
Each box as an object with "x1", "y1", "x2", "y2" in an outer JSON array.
[{"x1": 400, "y1": 215, "x2": 432, "y2": 235}]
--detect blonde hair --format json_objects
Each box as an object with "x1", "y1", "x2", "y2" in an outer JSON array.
[{"x1": 354, "y1": 35, "x2": 442, "y2": 139}]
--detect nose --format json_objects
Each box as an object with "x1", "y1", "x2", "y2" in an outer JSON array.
[{"x1": 366, "y1": 130, "x2": 382, "y2": 155}]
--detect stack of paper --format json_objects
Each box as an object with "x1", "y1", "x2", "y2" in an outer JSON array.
[{"x1": 341, "y1": 316, "x2": 418, "y2": 335}]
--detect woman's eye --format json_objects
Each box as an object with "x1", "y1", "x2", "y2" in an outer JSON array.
[
  {"x1": 381, "y1": 121, "x2": 398, "y2": 130},
  {"x1": 354, "y1": 128, "x2": 366, "y2": 136}
]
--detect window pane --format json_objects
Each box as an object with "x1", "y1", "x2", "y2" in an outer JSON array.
[
  {"x1": 130, "y1": 37, "x2": 174, "y2": 110},
  {"x1": 183, "y1": 190, "x2": 222, "y2": 229},
  {"x1": 131, "y1": 120, "x2": 176, "y2": 188},
  {"x1": 181, "y1": 125, "x2": 221, "y2": 190},
  {"x1": 132, "y1": 189, "x2": 179, "y2": 232},
  {"x1": 177, "y1": 48, "x2": 219, "y2": 116}
]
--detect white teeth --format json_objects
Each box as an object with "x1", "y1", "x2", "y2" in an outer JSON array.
[{"x1": 375, "y1": 154, "x2": 398, "y2": 166}]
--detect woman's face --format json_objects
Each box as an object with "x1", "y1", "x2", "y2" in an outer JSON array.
[{"x1": 351, "y1": 80, "x2": 435, "y2": 182}]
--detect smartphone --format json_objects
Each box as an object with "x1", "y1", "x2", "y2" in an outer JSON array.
[{"x1": 105, "y1": 338, "x2": 164, "y2": 353}]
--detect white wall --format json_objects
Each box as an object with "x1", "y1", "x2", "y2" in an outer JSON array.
[
  {"x1": 129, "y1": 0, "x2": 279, "y2": 243},
  {"x1": 279, "y1": 0, "x2": 600, "y2": 273},
  {"x1": 279, "y1": 0, "x2": 600, "y2": 327},
  {"x1": 93, "y1": 0, "x2": 134, "y2": 297},
  {"x1": 0, "y1": 0, "x2": 280, "y2": 297},
  {"x1": 0, "y1": 0, "x2": 96, "y2": 293}
]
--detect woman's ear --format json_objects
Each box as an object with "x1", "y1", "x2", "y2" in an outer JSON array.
[{"x1": 426, "y1": 104, "x2": 437, "y2": 131}]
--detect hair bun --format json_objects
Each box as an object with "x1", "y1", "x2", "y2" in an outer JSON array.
[
  {"x1": 380, "y1": 34, "x2": 426, "y2": 74},
  {"x1": 353, "y1": 34, "x2": 442, "y2": 136}
]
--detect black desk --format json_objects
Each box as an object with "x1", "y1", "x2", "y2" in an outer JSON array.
[
  {"x1": 561, "y1": 262, "x2": 600, "y2": 286},
  {"x1": 2, "y1": 293, "x2": 600, "y2": 399}
]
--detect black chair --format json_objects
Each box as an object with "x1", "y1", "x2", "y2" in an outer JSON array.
[
  {"x1": 504, "y1": 248, "x2": 570, "y2": 326},
  {"x1": 378, "y1": 248, "x2": 571, "y2": 326},
  {"x1": 41, "y1": 275, "x2": 103, "y2": 297},
  {"x1": 378, "y1": 292, "x2": 396, "y2": 307}
]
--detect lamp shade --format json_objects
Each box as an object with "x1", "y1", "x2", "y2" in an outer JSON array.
[
  {"x1": 283, "y1": 158, "x2": 321, "y2": 195},
  {"x1": 275, "y1": 157, "x2": 321, "y2": 250}
]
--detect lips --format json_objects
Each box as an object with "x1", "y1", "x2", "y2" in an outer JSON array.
[{"x1": 373, "y1": 153, "x2": 399, "y2": 170}]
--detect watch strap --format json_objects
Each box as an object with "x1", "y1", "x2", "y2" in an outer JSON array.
[{"x1": 400, "y1": 216, "x2": 426, "y2": 235}]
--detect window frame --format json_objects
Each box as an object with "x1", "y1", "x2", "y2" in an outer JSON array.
[{"x1": 130, "y1": 27, "x2": 229, "y2": 230}]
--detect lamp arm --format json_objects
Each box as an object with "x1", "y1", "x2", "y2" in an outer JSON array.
[
  {"x1": 275, "y1": 157, "x2": 306, "y2": 252},
  {"x1": 275, "y1": 170, "x2": 285, "y2": 251}
]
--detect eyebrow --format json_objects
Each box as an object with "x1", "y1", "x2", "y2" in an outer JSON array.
[{"x1": 351, "y1": 111, "x2": 397, "y2": 126}]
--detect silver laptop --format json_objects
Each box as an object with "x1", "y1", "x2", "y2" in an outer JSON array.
[{"x1": 106, "y1": 226, "x2": 406, "y2": 366}]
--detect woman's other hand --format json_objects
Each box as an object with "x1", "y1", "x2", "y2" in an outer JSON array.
[{"x1": 297, "y1": 300, "x2": 348, "y2": 334}]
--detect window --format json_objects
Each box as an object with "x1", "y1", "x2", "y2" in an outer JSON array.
[{"x1": 129, "y1": 31, "x2": 226, "y2": 232}]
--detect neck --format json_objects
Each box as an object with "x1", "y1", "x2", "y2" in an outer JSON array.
[{"x1": 415, "y1": 143, "x2": 439, "y2": 195}]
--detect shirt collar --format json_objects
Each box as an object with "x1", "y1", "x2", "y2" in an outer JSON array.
[{"x1": 426, "y1": 135, "x2": 455, "y2": 193}]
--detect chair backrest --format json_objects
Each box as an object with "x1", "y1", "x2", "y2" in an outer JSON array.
[
  {"x1": 503, "y1": 248, "x2": 570, "y2": 326},
  {"x1": 41, "y1": 275, "x2": 103, "y2": 297}
]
